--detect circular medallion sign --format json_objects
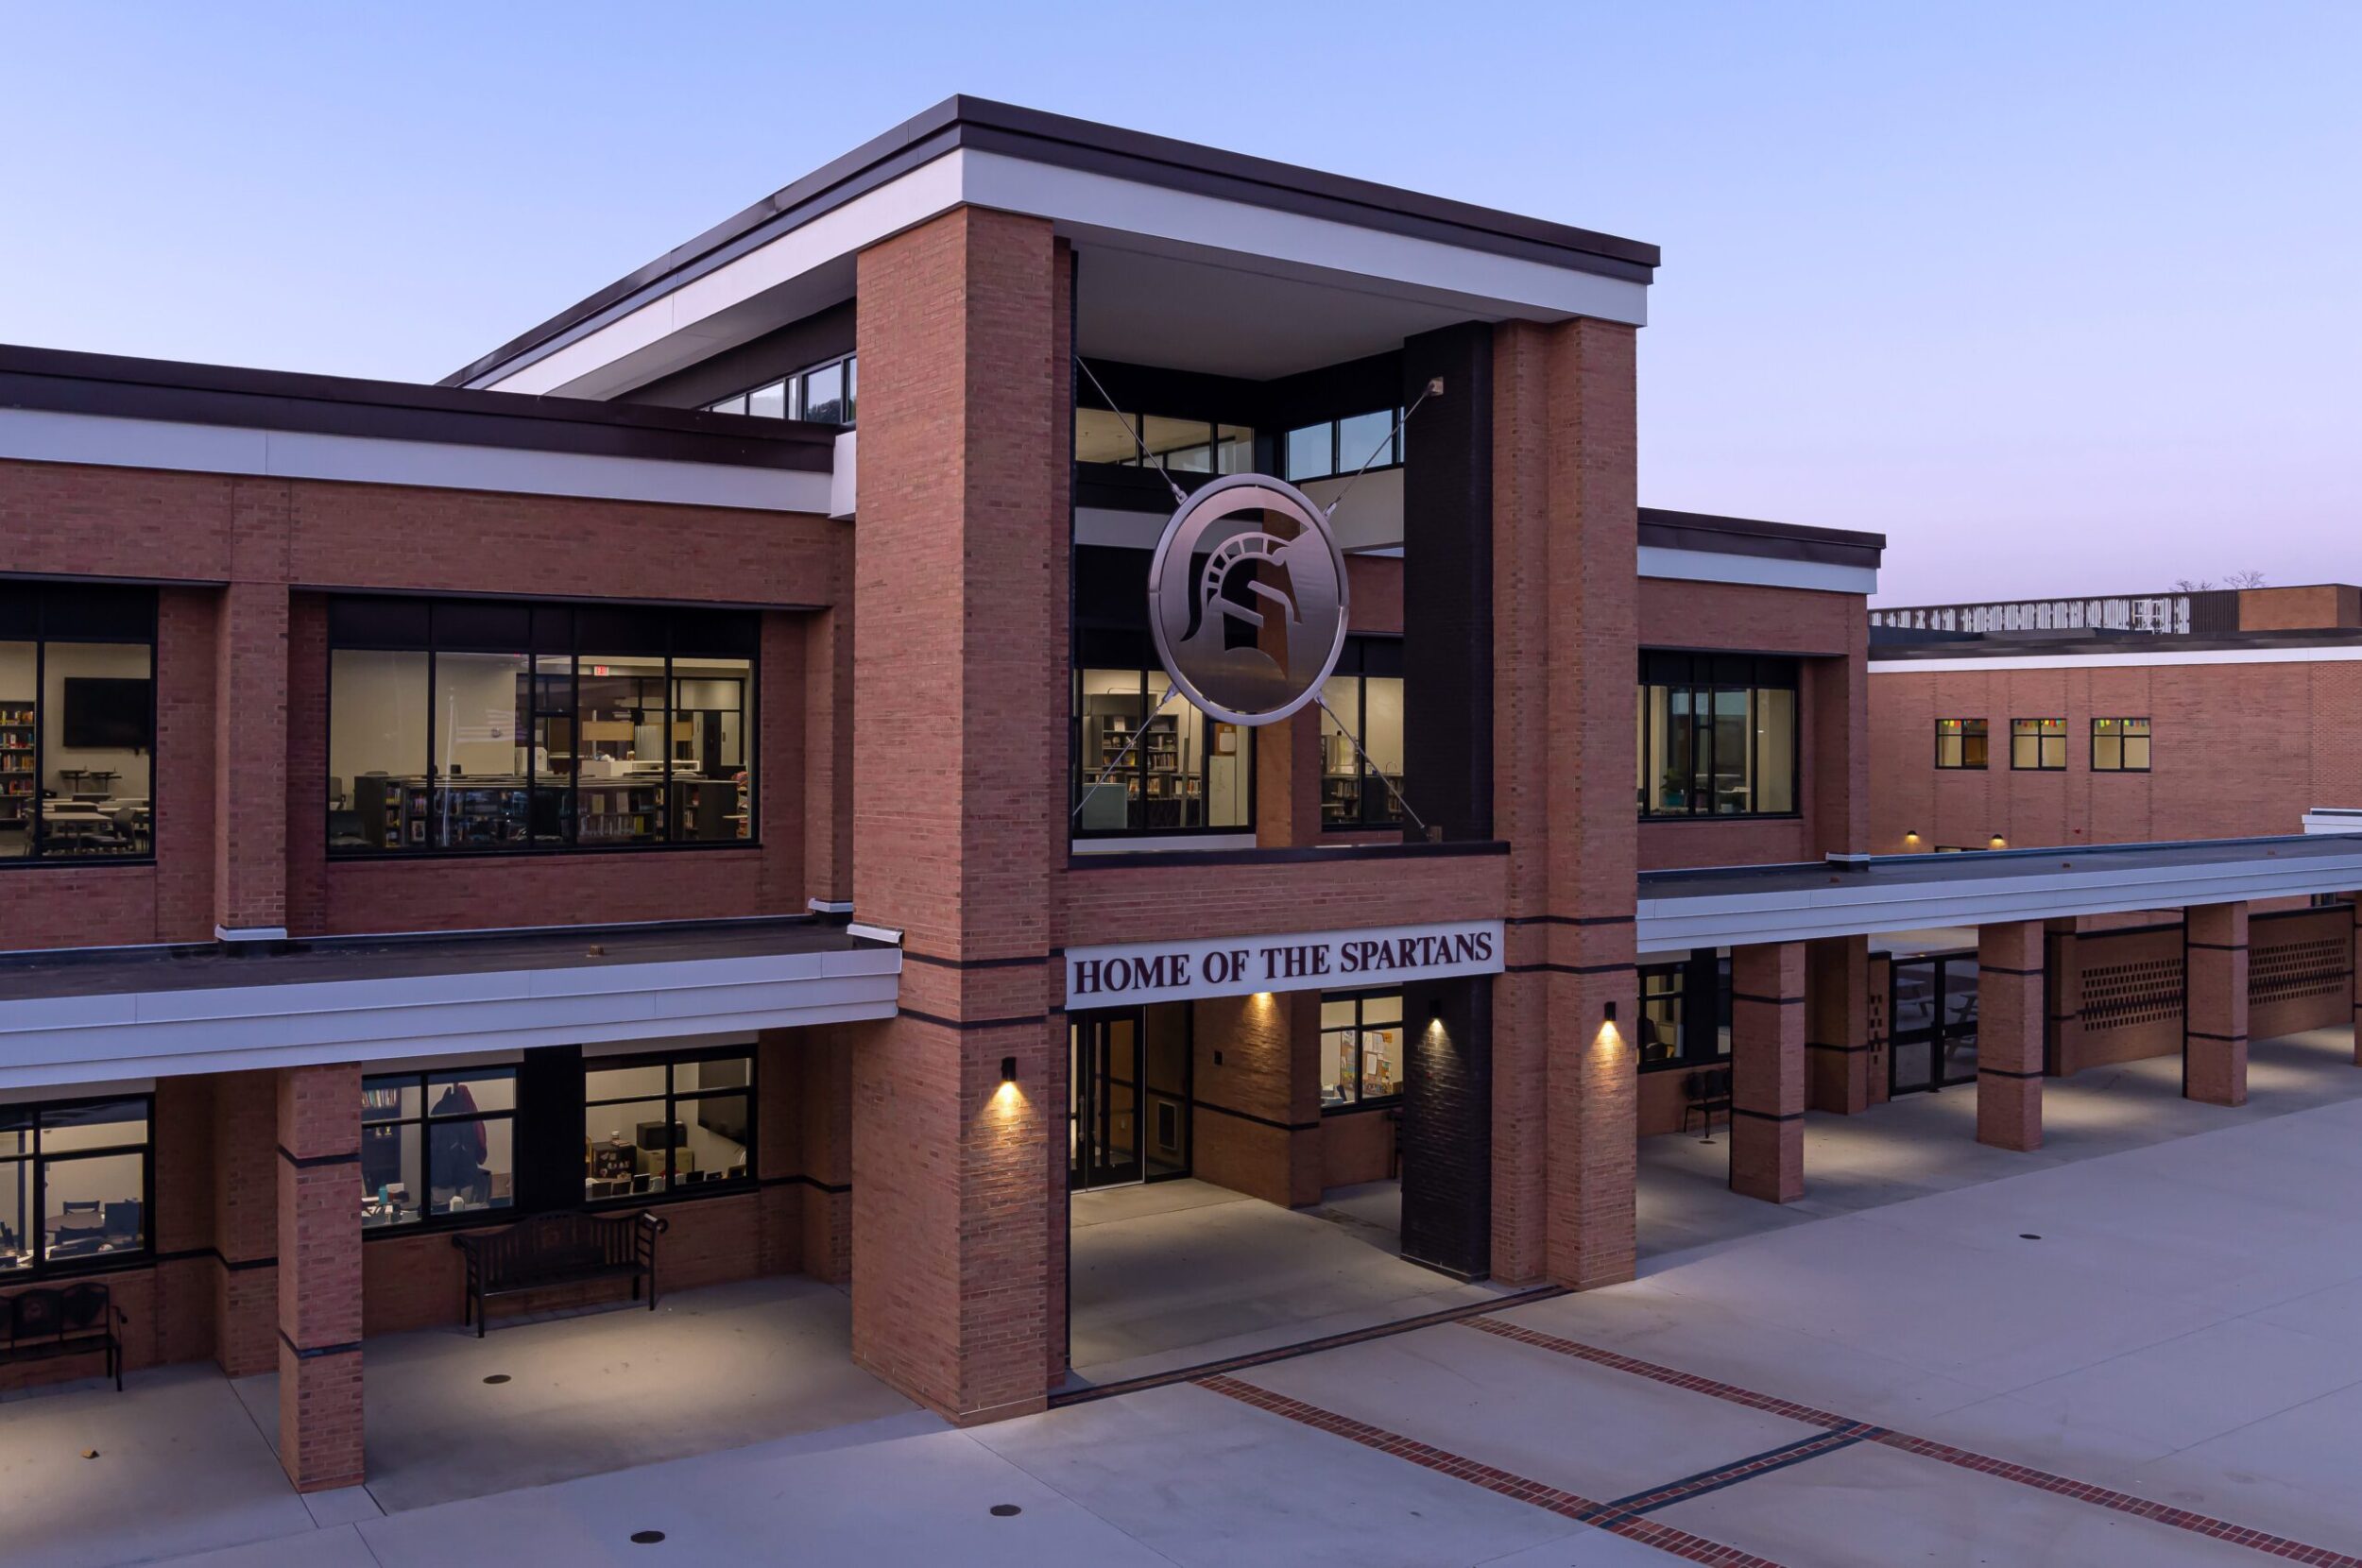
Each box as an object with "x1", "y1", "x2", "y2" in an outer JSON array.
[{"x1": 1146, "y1": 473, "x2": 1351, "y2": 726}]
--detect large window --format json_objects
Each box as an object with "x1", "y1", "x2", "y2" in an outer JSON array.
[
  {"x1": 0, "y1": 582, "x2": 157, "y2": 863},
  {"x1": 327, "y1": 598, "x2": 755, "y2": 854},
  {"x1": 1075, "y1": 409, "x2": 1254, "y2": 474},
  {"x1": 705, "y1": 353, "x2": 857, "y2": 425},
  {"x1": 584, "y1": 1048, "x2": 753, "y2": 1202},
  {"x1": 1636, "y1": 653, "x2": 1799, "y2": 818},
  {"x1": 2092, "y1": 717, "x2": 2151, "y2": 772},
  {"x1": 1319, "y1": 638, "x2": 1404, "y2": 830},
  {"x1": 1637, "y1": 950, "x2": 1732, "y2": 1072},
  {"x1": 2011, "y1": 718, "x2": 2067, "y2": 771},
  {"x1": 0, "y1": 1096, "x2": 150, "y2": 1276},
  {"x1": 361, "y1": 1068, "x2": 516, "y2": 1229},
  {"x1": 1935, "y1": 718, "x2": 1988, "y2": 770},
  {"x1": 1320, "y1": 992, "x2": 1403, "y2": 1109},
  {"x1": 1282, "y1": 410, "x2": 1403, "y2": 482},
  {"x1": 1074, "y1": 629, "x2": 1251, "y2": 837}
]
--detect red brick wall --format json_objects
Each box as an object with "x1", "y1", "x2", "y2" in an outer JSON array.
[
  {"x1": 1636, "y1": 576, "x2": 1866, "y2": 871},
  {"x1": 0, "y1": 456, "x2": 845, "y2": 948},
  {"x1": 2239, "y1": 586, "x2": 2359, "y2": 632},
  {"x1": 1870, "y1": 657, "x2": 2362, "y2": 851},
  {"x1": 1319, "y1": 1108, "x2": 1394, "y2": 1187},
  {"x1": 1191, "y1": 991, "x2": 1319, "y2": 1206}
]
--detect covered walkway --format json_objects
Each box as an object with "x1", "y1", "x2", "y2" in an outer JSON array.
[
  {"x1": 1639, "y1": 1026, "x2": 2362, "y2": 1263},
  {"x1": 0, "y1": 1276, "x2": 914, "y2": 1568}
]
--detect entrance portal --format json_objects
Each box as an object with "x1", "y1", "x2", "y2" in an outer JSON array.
[
  {"x1": 1069, "y1": 1006, "x2": 1190, "y2": 1190},
  {"x1": 1889, "y1": 951, "x2": 1978, "y2": 1095}
]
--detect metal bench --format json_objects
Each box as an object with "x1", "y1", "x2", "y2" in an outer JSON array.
[
  {"x1": 452, "y1": 1210, "x2": 667, "y2": 1338},
  {"x1": 1, "y1": 1282, "x2": 126, "y2": 1390},
  {"x1": 1682, "y1": 1065, "x2": 1735, "y2": 1141}
]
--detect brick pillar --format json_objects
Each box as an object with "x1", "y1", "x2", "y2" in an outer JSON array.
[
  {"x1": 1730, "y1": 943, "x2": 1806, "y2": 1202},
  {"x1": 847, "y1": 209, "x2": 1066, "y2": 1424},
  {"x1": 1977, "y1": 921, "x2": 2045, "y2": 1150},
  {"x1": 2185, "y1": 901, "x2": 2250, "y2": 1105},
  {"x1": 214, "y1": 1070, "x2": 278, "y2": 1377},
  {"x1": 1191, "y1": 991, "x2": 1320, "y2": 1207},
  {"x1": 215, "y1": 505, "x2": 290, "y2": 938},
  {"x1": 276, "y1": 1064, "x2": 363, "y2": 1491},
  {"x1": 1255, "y1": 710, "x2": 1322, "y2": 848},
  {"x1": 803, "y1": 606, "x2": 855, "y2": 909},
  {"x1": 1490, "y1": 317, "x2": 1639, "y2": 1289},
  {"x1": 1401, "y1": 975, "x2": 1492, "y2": 1278},
  {"x1": 799, "y1": 1029, "x2": 854, "y2": 1284},
  {"x1": 1805, "y1": 935, "x2": 1871, "y2": 1115},
  {"x1": 2045, "y1": 918, "x2": 2084, "y2": 1078}
]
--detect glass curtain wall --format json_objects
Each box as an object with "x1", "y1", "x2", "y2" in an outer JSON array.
[
  {"x1": 327, "y1": 599, "x2": 754, "y2": 853},
  {"x1": 1636, "y1": 653, "x2": 1799, "y2": 817},
  {"x1": 1318, "y1": 637, "x2": 1404, "y2": 829},
  {"x1": 1073, "y1": 628, "x2": 1249, "y2": 836}
]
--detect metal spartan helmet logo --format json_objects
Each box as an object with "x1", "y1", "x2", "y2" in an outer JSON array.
[{"x1": 1147, "y1": 474, "x2": 1350, "y2": 727}]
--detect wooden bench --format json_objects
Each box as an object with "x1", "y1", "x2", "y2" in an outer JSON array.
[
  {"x1": 453, "y1": 1210, "x2": 667, "y2": 1337},
  {"x1": 1, "y1": 1282, "x2": 126, "y2": 1390}
]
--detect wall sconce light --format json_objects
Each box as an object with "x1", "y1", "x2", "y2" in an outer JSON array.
[
  {"x1": 1603, "y1": 1000, "x2": 1617, "y2": 1024},
  {"x1": 1989, "y1": 833, "x2": 2007, "y2": 850},
  {"x1": 999, "y1": 1056, "x2": 1017, "y2": 1084},
  {"x1": 1904, "y1": 829, "x2": 1921, "y2": 846}
]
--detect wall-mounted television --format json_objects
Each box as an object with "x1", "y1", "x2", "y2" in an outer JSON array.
[{"x1": 61, "y1": 678, "x2": 152, "y2": 750}]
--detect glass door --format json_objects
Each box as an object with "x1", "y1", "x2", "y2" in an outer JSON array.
[
  {"x1": 1889, "y1": 953, "x2": 1978, "y2": 1096},
  {"x1": 1069, "y1": 1011, "x2": 1144, "y2": 1189}
]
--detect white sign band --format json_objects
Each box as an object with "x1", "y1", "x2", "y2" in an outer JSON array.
[{"x1": 1065, "y1": 920, "x2": 1505, "y2": 1009}]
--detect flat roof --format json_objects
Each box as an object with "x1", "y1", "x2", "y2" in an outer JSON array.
[
  {"x1": 1635, "y1": 835, "x2": 2362, "y2": 953},
  {"x1": 0, "y1": 916, "x2": 889, "y2": 1003},
  {"x1": 0, "y1": 342, "x2": 833, "y2": 471},
  {"x1": 446, "y1": 94, "x2": 1662, "y2": 390},
  {"x1": 1870, "y1": 628, "x2": 2362, "y2": 662},
  {"x1": 1640, "y1": 507, "x2": 1885, "y2": 570}
]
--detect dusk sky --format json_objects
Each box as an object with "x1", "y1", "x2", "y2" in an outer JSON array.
[{"x1": 4, "y1": 2, "x2": 2353, "y2": 605}]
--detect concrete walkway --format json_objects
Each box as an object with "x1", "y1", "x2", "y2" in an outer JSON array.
[
  {"x1": 17, "y1": 1031, "x2": 2362, "y2": 1567},
  {"x1": 1637, "y1": 1027, "x2": 2362, "y2": 1263},
  {"x1": 1066, "y1": 1177, "x2": 1512, "y2": 1388}
]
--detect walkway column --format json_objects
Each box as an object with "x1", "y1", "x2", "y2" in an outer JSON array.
[
  {"x1": 1190, "y1": 991, "x2": 1321, "y2": 1208},
  {"x1": 1730, "y1": 943, "x2": 1806, "y2": 1202},
  {"x1": 276, "y1": 1063, "x2": 363, "y2": 1491},
  {"x1": 848, "y1": 208, "x2": 1067, "y2": 1422},
  {"x1": 1489, "y1": 317, "x2": 1639, "y2": 1287},
  {"x1": 1806, "y1": 935, "x2": 1872, "y2": 1115},
  {"x1": 2185, "y1": 902, "x2": 2250, "y2": 1105},
  {"x1": 1977, "y1": 922, "x2": 2045, "y2": 1150},
  {"x1": 2350, "y1": 897, "x2": 2362, "y2": 1065},
  {"x1": 2045, "y1": 918, "x2": 2083, "y2": 1079}
]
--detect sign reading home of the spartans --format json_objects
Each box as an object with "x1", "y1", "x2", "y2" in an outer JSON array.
[
  {"x1": 1148, "y1": 473, "x2": 1350, "y2": 726},
  {"x1": 1066, "y1": 920, "x2": 1505, "y2": 1009}
]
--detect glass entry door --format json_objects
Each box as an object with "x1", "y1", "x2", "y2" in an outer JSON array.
[
  {"x1": 1889, "y1": 953, "x2": 1979, "y2": 1095},
  {"x1": 1070, "y1": 1011, "x2": 1143, "y2": 1189}
]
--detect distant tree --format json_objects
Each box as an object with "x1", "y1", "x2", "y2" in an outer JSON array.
[
  {"x1": 2171, "y1": 577, "x2": 2216, "y2": 591},
  {"x1": 2171, "y1": 571, "x2": 2268, "y2": 591},
  {"x1": 2224, "y1": 570, "x2": 2269, "y2": 588}
]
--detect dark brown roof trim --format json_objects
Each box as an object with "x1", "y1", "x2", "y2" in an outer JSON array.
[
  {"x1": 445, "y1": 95, "x2": 1662, "y2": 390},
  {"x1": 1639, "y1": 507, "x2": 1886, "y2": 570},
  {"x1": 1871, "y1": 628, "x2": 2362, "y2": 661},
  {"x1": 0, "y1": 343, "x2": 834, "y2": 471}
]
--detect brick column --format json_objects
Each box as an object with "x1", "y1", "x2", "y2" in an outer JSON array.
[
  {"x1": 802, "y1": 606, "x2": 855, "y2": 909},
  {"x1": 1489, "y1": 317, "x2": 1639, "y2": 1290},
  {"x1": 216, "y1": 491, "x2": 291, "y2": 937},
  {"x1": 2045, "y1": 918, "x2": 2084, "y2": 1078},
  {"x1": 2350, "y1": 897, "x2": 2362, "y2": 1066},
  {"x1": 847, "y1": 209, "x2": 1066, "y2": 1423},
  {"x1": 1977, "y1": 921, "x2": 2045, "y2": 1150},
  {"x1": 276, "y1": 1063, "x2": 363, "y2": 1491},
  {"x1": 1190, "y1": 991, "x2": 1321, "y2": 1207},
  {"x1": 1805, "y1": 935, "x2": 1872, "y2": 1115},
  {"x1": 1730, "y1": 943, "x2": 1806, "y2": 1202},
  {"x1": 213, "y1": 1070, "x2": 278, "y2": 1377},
  {"x1": 2185, "y1": 901, "x2": 2250, "y2": 1105}
]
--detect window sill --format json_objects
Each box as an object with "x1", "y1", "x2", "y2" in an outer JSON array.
[
  {"x1": 1639, "y1": 1056, "x2": 1734, "y2": 1076},
  {"x1": 0, "y1": 1248, "x2": 156, "y2": 1282},
  {"x1": 1637, "y1": 812, "x2": 1803, "y2": 825},
  {"x1": 327, "y1": 840, "x2": 762, "y2": 862},
  {"x1": 1321, "y1": 1097, "x2": 1402, "y2": 1116},
  {"x1": 0, "y1": 855, "x2": 157, "y2": 871}
]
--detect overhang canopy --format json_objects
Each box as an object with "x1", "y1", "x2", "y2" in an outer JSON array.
[
  {"x1": 0, "y1": 919, "x2": 900, "y2": 1090},
  {"x1": 1636, "y1": 836, "x2": 2362, "y2": 956}
]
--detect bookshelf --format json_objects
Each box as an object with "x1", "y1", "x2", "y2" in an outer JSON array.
[{"x1": 1, "y1": 701, "x2": 35, "y2": 828}]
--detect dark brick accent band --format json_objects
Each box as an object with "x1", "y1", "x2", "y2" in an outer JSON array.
[
  {"x1": 2187, "y1": 942, "x2": 2249, "y2": 953},
  {"x1": 1191, "y1": 1099, "x2": 1320, "y2": 1134},
  {"x1": 1198, "y1": 1375, "x2": 1788, "y2": 1568},
  {"x1": 276, "y1": 1146, "x2": 359, "y2": 1168},
  {"x1": 1978, "y1": 1067, "x2": 2045, "y2": 1080},
  {"x1": 1805, "y1": 1041, "x2": 1869, "y2": 1054},
  {"x1": 1465, "y1": 1317, "x2": 2362, "y2": 1568},
  {"x1": 898, "y1": 1006, "x2": 1050, "y2": 1031},
  {"x1": 1731, "y1": 992, "x2": 1806, "y2": 1007},
  {"x1": 1979, "y1": 963, "x2": 2043, "y2": 977},
  {"x1": 900, "y1": 948, "x2": 1048, "y2": 970},
  {"x1": 1504, "y1": 961, "x2": 1635, "y2": 977},
  {"x1": 2185, "y1": 1030, "x2": 2250, "y2": 1044},
  {"x1": 277, "y1": 1330, "x2": 363, "y2": 1360},
  {"x1": 1731, "y1": 1107, "x2": 1805, "y2": 1123},
  {"x1": 1505, "y1": 912, "x2": 1635, "y2": 928}
]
